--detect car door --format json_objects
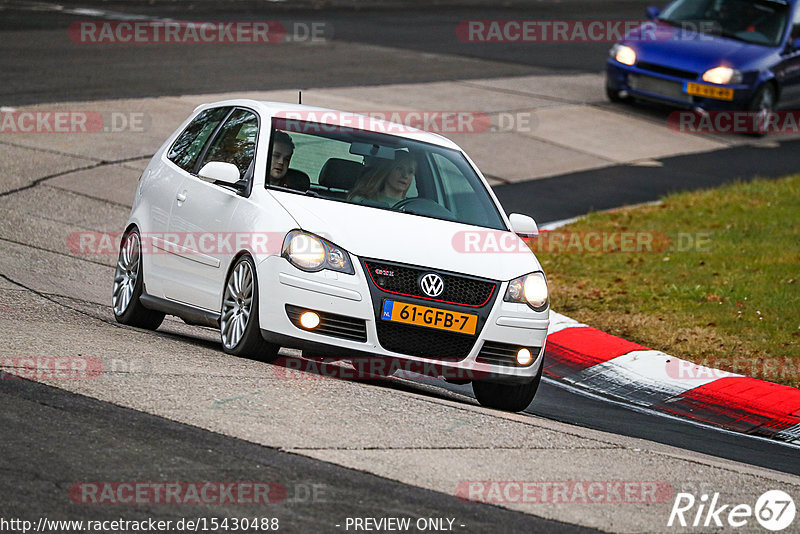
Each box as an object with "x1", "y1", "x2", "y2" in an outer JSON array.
[
  {"x1": 774, "y1": 5, "x2": 800, "y2": 107},
  {"x1": 145, "y1": 106, "x2": 231, "y2": 297},
  {"x1": 162, "y1": 107, "x2": 260, "y2": 312}
]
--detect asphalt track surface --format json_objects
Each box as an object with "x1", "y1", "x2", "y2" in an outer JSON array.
[
  {"x1": 2, "y1": 1, "x2": 800, "y2": 531},
  {"x1": 0, "y1": 377, "x2": 598, "y2": 533},
  {"x1": 1, "y1": 0, "x2": 646, "y2": 104}
]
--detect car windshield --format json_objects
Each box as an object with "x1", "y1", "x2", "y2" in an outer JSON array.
[
  {"x1": 266, "y1": 117, "x2": 507, "y2": 231},
  {"x1": 658, "y1": 0, "x2": 789, "y2": 46}
]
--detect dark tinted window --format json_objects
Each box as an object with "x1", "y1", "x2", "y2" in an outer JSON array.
[
  {"x1": 659, "y1": 0, "x2": 789, "y2": 46},
  {"x1": 167, "y1": 107, "x2": 230, "y2": 172},
  {"x1": 199, "y1": 109, "x2": 259, "y2": 179}
]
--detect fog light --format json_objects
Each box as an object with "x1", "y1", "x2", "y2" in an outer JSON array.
[
  {"x1": 516, "y1": 348, "x2": 534, "y2": 366},
  {"x1": 299, "y1": 311, "x2": 320, "y2": 329}
]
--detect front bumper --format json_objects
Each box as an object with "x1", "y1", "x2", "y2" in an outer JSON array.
[
  {"x1": 606, "y1": 60, "x2": 756, "y2": 110},
  {"x1": 256, "y1": 255, "x2": 549, "y2": 383}
]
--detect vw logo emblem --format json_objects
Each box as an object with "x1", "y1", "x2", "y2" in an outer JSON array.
[{"x1": 419, "y1": 273, "x2": 444, "y2": 298}]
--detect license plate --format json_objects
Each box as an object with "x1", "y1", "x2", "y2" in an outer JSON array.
[
  {"x1": 630, "y1": 74, "x2": 691, "y2": 102},
  {"x1": 685, "y1": 82, "x2": 734, "y2": 101},
  {"x1": 381, "y1": 300, "x2": 477, "y2": 335}
]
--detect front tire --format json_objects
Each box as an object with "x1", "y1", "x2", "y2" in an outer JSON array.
[
  {"x1": 748, "y1": 83, "x2": 776, "y2": 137},
  {"x1": 220, "y1": 255, "x2": 278, "y2": 361},
  {"x1": 112, "y1": 229, "x2": 165, "y2": 330},
  {"x1": 472, "y1": 362, "x2": 543, "y2": 412}
]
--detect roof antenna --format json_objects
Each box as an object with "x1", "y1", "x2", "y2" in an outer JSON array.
[{"x1": 298, "y1": 91, "x2": 302, "y2": 105}]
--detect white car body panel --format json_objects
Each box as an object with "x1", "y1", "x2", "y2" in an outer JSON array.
[{"x1": 269, "y1": 190, "x2": 542, "y2": 282}]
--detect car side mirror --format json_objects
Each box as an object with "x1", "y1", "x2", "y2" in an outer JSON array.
[
  {"x1": 198, "y1": 162, "x2": 242, "y2": 185},
  {"x1": 646, "y1": 6, "x2": 660, "y2": 20},
  {"x1": 509, "y1": 213, "x2": 539, "y2": 238},
  {"x1": 794, "y1": 37, "x2": 800, "y2": 50}
]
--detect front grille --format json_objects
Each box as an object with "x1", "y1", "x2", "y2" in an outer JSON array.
[
  {"x1": 364, "y1": 260, "x2": 496, "y2": 307},
  {"x1": 476, "y1": 341, "x2": 540, "y2": 367},
  {"x1": 375, "y1": 322, "x2": 475, "y2": 361},
  {"x1": 286, "y1": 305, "x2": 367, "y2": 342},
  {"x1": 637, "y1": 61, "x2": 697, "y2": 80}
]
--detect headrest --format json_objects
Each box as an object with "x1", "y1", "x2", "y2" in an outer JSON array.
[
  {"x1": 319, "y1": 158, "x2": 363, "y2": 190},
  {"x1": 284, "y1": 168, "x2": 310, "y2": 191}
]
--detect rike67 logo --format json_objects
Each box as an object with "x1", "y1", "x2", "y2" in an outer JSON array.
[{"x1": 668, "y1": 490, "x2": 796, "y2": 531}]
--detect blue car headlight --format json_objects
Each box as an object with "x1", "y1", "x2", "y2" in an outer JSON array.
[
  {"x1": 610, "y1": 44, "x2": 636, "y2": 66},
  {"x1": 702, "y1": 66, "x2": 743, "y2": 85}
]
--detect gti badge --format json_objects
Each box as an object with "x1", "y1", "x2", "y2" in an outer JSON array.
[{"x1": 419, "y1": 273, "x2": 444, "y2": 298}]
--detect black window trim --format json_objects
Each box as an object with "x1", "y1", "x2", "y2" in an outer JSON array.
[
  {"x1": 166, "y1": 106, "x2": 233, "y2": 174},
  {"x1": 167, "y1": 105, "x2": 261, "y2": 198}
]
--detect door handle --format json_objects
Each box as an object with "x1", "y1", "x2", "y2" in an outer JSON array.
[{"x1": 176, "y1": 192, "x2": 187, "y2": 202}]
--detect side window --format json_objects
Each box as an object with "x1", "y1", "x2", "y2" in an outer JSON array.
[
  {"x1": 792, "y1": 5, "x2": 800, "y2": 39},
  {"x1": 200, "y1": 109, "x2": 259, "y2": 179},
  {"x1": 167, "y1": 107, "x2": 230, "y2": 172}
]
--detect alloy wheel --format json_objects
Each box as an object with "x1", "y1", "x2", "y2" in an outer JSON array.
[{"x1": 221, "y1": 259, "x2": 254, "y2": 350}]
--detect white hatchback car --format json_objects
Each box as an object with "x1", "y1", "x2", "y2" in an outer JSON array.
[{"x1": 113, "y1": 99, "x2": 549, "y2": 412}]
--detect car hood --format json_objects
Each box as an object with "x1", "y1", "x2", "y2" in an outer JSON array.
[
  {"x1": 271, "y1": 191, "x2": 542, "y2": 281},
  {"x1": 625, "y1": 22, "x2": 775, "y2": 73}
]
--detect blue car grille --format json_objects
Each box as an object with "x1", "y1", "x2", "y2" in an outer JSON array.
[{"x1": 636, "y1": 61, "x2": 698, "y2": 80}]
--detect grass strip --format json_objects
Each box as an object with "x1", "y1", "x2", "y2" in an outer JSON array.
[{"x1": 537, "y1": 174, "x2": 800, "y2": 388}]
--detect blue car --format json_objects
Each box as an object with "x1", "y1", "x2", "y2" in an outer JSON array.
[{"x1": 606, "y1": 0, "x2": 800, "y2": 127}]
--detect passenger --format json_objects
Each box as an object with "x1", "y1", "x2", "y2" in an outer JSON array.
[
  {"x1": 347, "y1": 151, "x2": 416, "y2": 207},
  {"x1": 268, "y1": 131, "x2": 308, "y2": 191}
]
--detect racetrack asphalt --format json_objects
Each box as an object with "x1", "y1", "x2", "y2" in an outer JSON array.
[
  {"x1": 0, "y1": 376, "x2": 598, "y2": 533},
  {"x1": 2, "y1": 1, "x2": 800, "y2": 532}
]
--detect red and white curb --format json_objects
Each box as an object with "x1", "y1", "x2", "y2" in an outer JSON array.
[{"x1": 544, "y1": 312, "x2": 800, "y2": 444}]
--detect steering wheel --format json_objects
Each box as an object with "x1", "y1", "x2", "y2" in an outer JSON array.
[
  {"x1": 392, "y1": 197, "x2": 454, "y2": 219},
  {"x1": 392, "y1": 197, "x2": 421, "y2": 211}
]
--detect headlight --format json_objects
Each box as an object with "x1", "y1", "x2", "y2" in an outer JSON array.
[
  {"x1": 702, "y1": 66, "x2": 742, "y2": 85},
  {"x1": 504, "y1": 272, "x2": 548, "y2": 312},
  {"x1": 610, "y1": 44, "x2": 636, "y2": 66},
  {"x1": 281, "y1": 230, "x2": 354, "y2": 274}
]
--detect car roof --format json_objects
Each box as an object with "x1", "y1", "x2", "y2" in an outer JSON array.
[{"x1": 193, "y1": 99, "x2": 463, "y2": 151}]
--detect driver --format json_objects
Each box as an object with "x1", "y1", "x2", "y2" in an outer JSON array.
[
  {"x1": 268, "y1": 130, "x2": 308, "y2": 191},
  {"x1": 347, "y1": 151, "x2": 415, "y2": 207}
]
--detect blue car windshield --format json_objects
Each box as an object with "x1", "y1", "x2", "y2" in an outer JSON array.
[{"x1": 658, "y1": 0, "x2": 789, "y2": 46}]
